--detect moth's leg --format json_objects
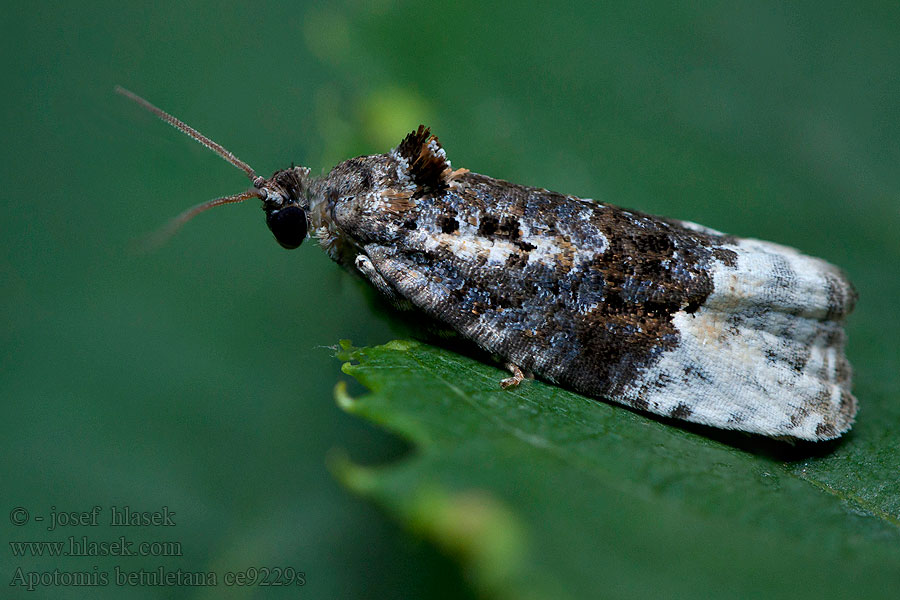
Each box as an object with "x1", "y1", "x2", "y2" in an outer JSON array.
[
  {"x1": 355, "y1": 254, "x2": 404, "y2": 304},
  {"x1": 500, "y1": 363, "x2": 533, "y2": 389}
]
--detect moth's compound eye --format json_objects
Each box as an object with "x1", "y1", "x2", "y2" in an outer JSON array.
[{"x1": 266, "y1": 205, "x2": 308, "y2": 250}]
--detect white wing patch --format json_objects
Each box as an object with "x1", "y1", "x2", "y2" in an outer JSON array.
[{"x1": 620, "y1": 237, "x2": 856, "y2": 440}]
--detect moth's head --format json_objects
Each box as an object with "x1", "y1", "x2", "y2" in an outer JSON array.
[
  {"x1": 118, "y1": 87, "x2": 450, "y2": 252},
  {"x1": 116, "y1": 87, "x2": 315, "y2": 251},
  {"x1": 257, "y1": 167, "x2": 313, "y2": 250}
]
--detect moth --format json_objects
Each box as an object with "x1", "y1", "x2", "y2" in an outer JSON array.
[{"x1": 118, "y1": 87, "x2": 857, "y2": 442}]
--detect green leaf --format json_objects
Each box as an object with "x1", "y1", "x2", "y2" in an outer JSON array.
[{"x1": 333, "y1": 339, "x2": 900, "y2": 600}]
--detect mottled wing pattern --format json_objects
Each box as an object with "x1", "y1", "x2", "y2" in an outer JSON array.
[
  {"x1": 326, "y1": 130, "x2": 858, "y2": 441},
  {"x1": 362, "y1": 173, "x2": 855, "y2": 442}
]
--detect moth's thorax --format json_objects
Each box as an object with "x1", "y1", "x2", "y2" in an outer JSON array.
[
  {"x1": 311, "y1": 152, "x2": 419, "y2": 264},
  {"x1": 326, "y1": 156, "x2": 413, "y2": 231}
]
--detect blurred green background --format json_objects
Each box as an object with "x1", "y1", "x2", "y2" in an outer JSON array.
[{"x1": 2, "y1": 1, "x2": 898, "y2": 598}]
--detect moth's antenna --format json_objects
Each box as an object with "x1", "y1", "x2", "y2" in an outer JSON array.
[
  {"x1": 117, "y1": 86, "x2": 269, "y2": 250},
  {"x1": 116, "y1": 86, "x2": 259, "y2": 182},
  {"x1": 135, "y1": 190, "x2": 263, "y2": 251}
]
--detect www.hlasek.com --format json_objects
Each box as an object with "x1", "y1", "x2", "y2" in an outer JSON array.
[
  {"x1": 9, "y1": 566, "x2": 306, "y2": 591},
  {"x1": 10, "y1": 536, "x2": 182, "y2": 558}
]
